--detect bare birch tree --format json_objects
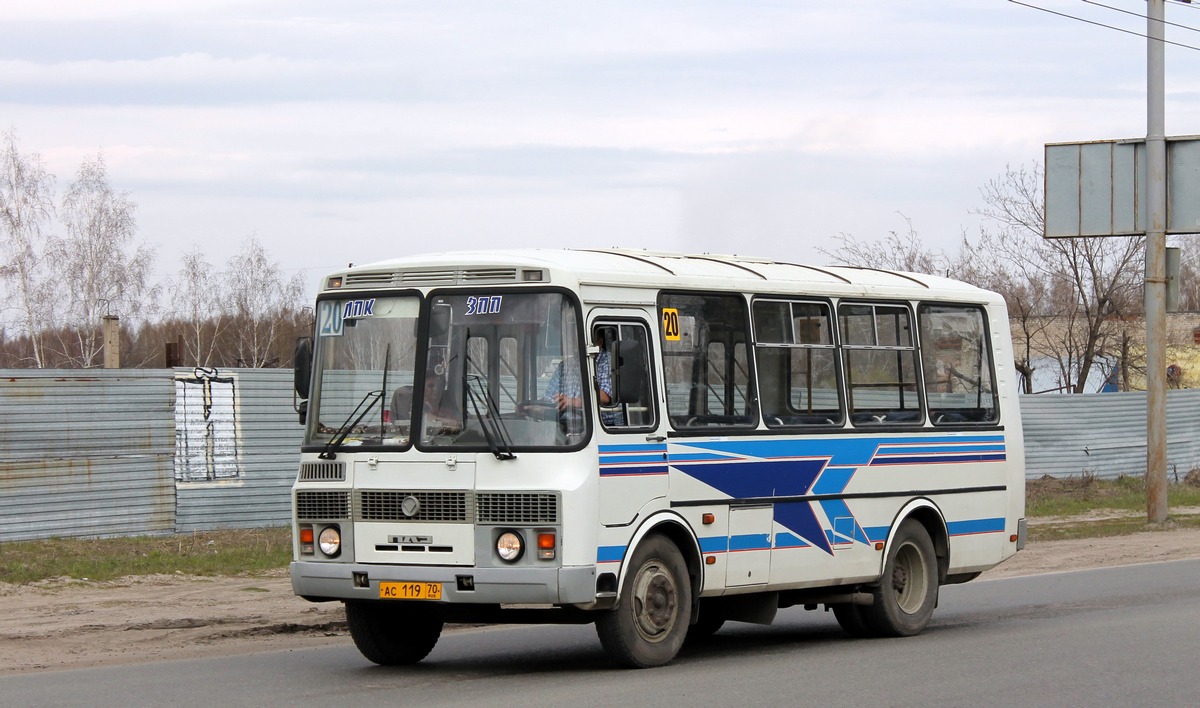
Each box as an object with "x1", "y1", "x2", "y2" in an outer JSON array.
[
  {"x1": 0, "y1": 130, "x2": 56, "y2": 367},
  {"x1": 225, "y1": 236, "x2": 305, "y2": 367},
  {"x1": 170, "y1": 246, "x2": 228, "y2": 367},
  {"x1": 48, "y1": 153, "x2": 158, "y2": 367}
]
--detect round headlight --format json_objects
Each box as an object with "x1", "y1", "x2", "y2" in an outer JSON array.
[
  {"x1": 496, "y1": 531, "x2": 524, "y2": 562},
  {"x1": 318, "y1": 526, "x2": 341, "y2": 556}
]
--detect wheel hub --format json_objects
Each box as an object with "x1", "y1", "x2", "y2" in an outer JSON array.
[{"x1": 632, "y1": 562, "x2": 678, "y2": 641}]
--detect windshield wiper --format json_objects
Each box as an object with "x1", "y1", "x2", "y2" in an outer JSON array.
[
  {"x1": 319, "y1": 390, "x2": 383, "y2": 460},
  {"x1": 465, "y1": 373, "x2": 515, "y2": 461}
]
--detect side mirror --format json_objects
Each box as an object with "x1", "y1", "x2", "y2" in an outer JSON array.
[
  {"x1": 615, "y1": 339, "x2": 645, "y2": 404},
  {"x1": 293, "y1": 337, "x2": 313, "y2": 425}
]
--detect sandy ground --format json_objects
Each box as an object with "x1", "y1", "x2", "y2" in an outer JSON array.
[{"x1": 4, "y1": 520, "x2": 1200, "y2": 676}]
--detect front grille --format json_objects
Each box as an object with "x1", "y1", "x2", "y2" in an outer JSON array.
[
  {"x1": 296, "y1": 490, "x2": 351, "y2": 520},
  {"x1": 297, "y1": 461, "x2": 346, "y2": 481},
  {"x1": 477, "y1": 492, "x2": 559, "y2": 524},
  {"x1": 357, "y1": 490, "x2": 471, "y2": 522}
]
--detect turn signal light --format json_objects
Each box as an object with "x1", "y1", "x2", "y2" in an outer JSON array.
[
  {"x1": 537, "y1": 532, "x2": 556, "y2": 560},
  {"x1": 702, "y1": 513, "x2": 715, "y2": 525},
  {"x1": 299, "y1": 526, "x2": 315, "y2": 555}
]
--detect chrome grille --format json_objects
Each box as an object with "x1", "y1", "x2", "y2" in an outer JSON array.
[
  {"x1": 296, "y1": 490, "x2": 351, "y2": 520},
  {"x1": 297, "y1": 461, "x2": 346, "y2": 481},
  {"x1": 357, "y1": 490, "x2": 471, "y2": 522},
  {"x1": 476, "y1": 492, "x2": 559, "y2": 524}
]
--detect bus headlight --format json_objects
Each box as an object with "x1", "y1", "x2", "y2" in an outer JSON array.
[
  {"x1": 496, "y1": 531, "x2": 524, "y2": 562},
  {"x1": 318, "y1": 526, "x2": 341, "y2": 557}
]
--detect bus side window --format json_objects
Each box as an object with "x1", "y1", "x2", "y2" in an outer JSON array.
[
  {"x1": 593, "y1": 321, "x2": 657, "y2": 431},
  {"x1": 918, "y1": 304, "x2": 998, "y2": 425},
  {"x1": 752, "y1": 299, "x2": 842, "y2": 427},
  {"x1": 659, "y1": 292, "x2": 756, "y2": 430}
]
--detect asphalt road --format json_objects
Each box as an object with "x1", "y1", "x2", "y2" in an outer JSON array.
[{"x1": 4, "y1": 559, "x2": 1198, "y2": 708}]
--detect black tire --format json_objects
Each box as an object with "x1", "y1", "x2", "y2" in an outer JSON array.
[
  {"x1": 345, "y1": 600, "x2": 443, "y2": 665},
  {"x1": 596, "y1": 535, "x2": 692, "y2": 668},
  {"x1": 685, "y1": 599, "x2": 726, "y2": 643},
  {"x1": 862, "y1": 519, "x2": 939, "y2": 637},
  {"x1": 831, "y1": 602, "x2": 873, "y2": 638}
]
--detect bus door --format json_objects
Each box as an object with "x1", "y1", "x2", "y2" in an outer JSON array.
[
  {"x1": 590, "y1": 316, "x2": 666, "y2": 527},
  {"x1": 658, "y1": 292, "x2": 770, "y2": 588}
]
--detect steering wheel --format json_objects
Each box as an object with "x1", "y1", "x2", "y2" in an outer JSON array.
[{"x1": 519, "y1": 400, "x2": 558, "y2": 421}]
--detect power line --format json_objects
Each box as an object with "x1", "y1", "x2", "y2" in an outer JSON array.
[
  {"x1": 1008, "y1": 0, "x2": 1200, "y2": 51},
  {"x1": 1081, "y1": 0, "x2": 1200, "y2": 33}
]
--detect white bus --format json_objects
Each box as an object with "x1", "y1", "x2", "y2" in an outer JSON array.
[{"x1": 290, "y1": 248, "x2": 1026, "y2": 668}]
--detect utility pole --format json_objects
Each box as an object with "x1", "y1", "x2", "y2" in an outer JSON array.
[{"x1": 1146, "y1": 0, "x2": 1168, "y2": 523}]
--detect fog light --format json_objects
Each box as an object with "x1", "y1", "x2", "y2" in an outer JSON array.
[
  {"x1": 318, "y1": 526, "x2": 341, "y2": 557},
  {"x1": 497, "y1": 531, "x2": 524, "y2": 562}
]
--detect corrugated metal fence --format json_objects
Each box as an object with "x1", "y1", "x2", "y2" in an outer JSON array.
[
  {"x1": 1020, "y1": 388, "x2": 1200, "y2": 481},
  {"x1": 2, "y1": 369, "x2": 1199, "y2": 542},
  {"x1": 1, "y1": 369, "x2": 303, "y2": 542}
]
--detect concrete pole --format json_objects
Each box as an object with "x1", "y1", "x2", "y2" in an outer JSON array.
[{"x1": 1146, "y1": 0, "x2": 1169, "y2": 523}]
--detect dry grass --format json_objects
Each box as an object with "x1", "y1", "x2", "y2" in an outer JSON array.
[{"x1": 0, "y1": 528, "x2": 292, "y2": 585}]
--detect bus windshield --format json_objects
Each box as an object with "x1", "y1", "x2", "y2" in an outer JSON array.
[
  {"x1": 418, "y1": 291, "x2": 586, "y2": 450},
  {"x1": 307, "y1": 295, "x2": 421, "y2": 448}
]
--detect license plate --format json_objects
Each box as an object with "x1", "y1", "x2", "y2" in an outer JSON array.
[{"x1": 379, "y1": 581, "x2": 442, "y2": 600}]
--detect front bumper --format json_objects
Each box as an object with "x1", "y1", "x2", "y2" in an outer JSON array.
[{"x1": 291, "y1": 560, "x2": 598, "y2": 605}]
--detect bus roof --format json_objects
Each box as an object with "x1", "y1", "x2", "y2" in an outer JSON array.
[{"x1": 324, "y1": 248, "x2": 998, "y2": 303}]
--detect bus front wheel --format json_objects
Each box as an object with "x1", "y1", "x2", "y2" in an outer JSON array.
[
  {"x1": 596, "y1": 535, "x2": 692, "y2": 668},
  {"x1": 345, "y1": 600, "x2": 443, "y2": 665},
  {"x1": 863, "y1": 519, "x2": 938, "y2": 637}
]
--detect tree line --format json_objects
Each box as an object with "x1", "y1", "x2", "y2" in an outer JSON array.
[
  {"x1": 823, "y1": 163, "x2": 1200, "y2": 394},
  {"x1": 1, "y1": 129, "x2": 308, "y2": 370},
  {"x1": 8, "y1": 125, "x2": 1196, "y2": 386}
]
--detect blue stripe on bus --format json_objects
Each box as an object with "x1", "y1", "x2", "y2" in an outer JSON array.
[
  {"x1": 871, "y1": 453, "x2": 1007, "y2": 465},
  {"x1": 599, "y1": 444, "x2": 667, "y2": 454},
  {"x1": 946, "y1": 518, "x2": 1006, "y2": 536},
  {"x1": 728, "y1": 533, "x2": 770, "y2": 552},
  {"x1": 774, "y1": 532, "x2": 811, "y2": 549},
  {"x1": 599, "y1": 465, "x2": 668, "y2": 477},
  {"x1": 600, "y1": 454, "x2": 667, "y2": 465},
  {"x1": 875, "y1": 443, "x2": 1006, "y2": 454},
  {"x1": 863, "y1": 525, "x2": 890, "y2": 543},
  {"x1": 597, "y1": 545, "x2": 626, "y2": 563},
  {"x1": 698, "y1": 536, "x2": 728, "y2": 554}
]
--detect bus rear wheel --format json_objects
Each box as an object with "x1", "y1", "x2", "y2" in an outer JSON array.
[
  {"x1": 862, "y1": 519, "x2": 938, "y2": 637},
  {"x1": 596, "y1": 535, "x2": 692, "y2": 668},
  {"x1": 345, "y1": 600, "x2": 443, "y2": 665}
]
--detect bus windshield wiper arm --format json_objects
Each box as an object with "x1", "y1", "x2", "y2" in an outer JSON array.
[
  {"x1": 466, "y1": 374, "x2": 515, "y2": 461},
  {"x1": 319, "y1": 390, "x2": 383, "y2": 460}
]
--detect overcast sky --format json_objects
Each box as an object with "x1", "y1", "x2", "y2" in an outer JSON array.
[{"x1": 5, "y1": 0, "x2": 1200, "y2": 298}]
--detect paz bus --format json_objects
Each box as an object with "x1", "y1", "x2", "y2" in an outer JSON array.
[{"x1": 290, "y1": 248, "x2": 1025, "y2": 668}]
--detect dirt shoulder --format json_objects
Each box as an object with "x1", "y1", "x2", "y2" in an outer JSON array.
[{"x1": 4, "y1": 525, "x2": 1200, "y2": 676}]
